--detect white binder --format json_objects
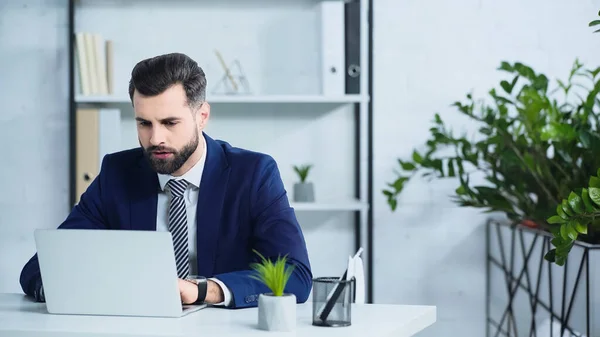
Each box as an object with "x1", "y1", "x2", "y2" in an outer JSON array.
[{"x1": 319, "y1": 0, "x2": 345, "y2": 96}]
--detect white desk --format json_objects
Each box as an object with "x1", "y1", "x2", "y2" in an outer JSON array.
[{"x1": 0, "y1": 293, "x2": 436, "y2": 337}]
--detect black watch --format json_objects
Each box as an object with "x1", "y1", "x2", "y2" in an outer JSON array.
[{"x1": 186, "y1": 276, "x2": 208, "y2": 304}]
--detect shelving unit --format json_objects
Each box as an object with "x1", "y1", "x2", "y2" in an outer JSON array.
[
  {"x1": 76, "y1": 94, "x2": 368, "y2": 104},
  {"x1": 67, "y1": 0, "x2": 374, "y2": 302}
]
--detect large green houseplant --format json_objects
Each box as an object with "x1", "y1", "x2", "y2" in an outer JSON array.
[{"x1": 383, "y1": 59, "x2": 600, "y2": 266}]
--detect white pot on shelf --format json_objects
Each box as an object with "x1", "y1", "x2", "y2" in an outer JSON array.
[
  {"x1": 293, "y1": 182, "x2": 315, "y2": 202},
  {"x1": 257, "y1": 293, "x2": 297, "y2": 331}
]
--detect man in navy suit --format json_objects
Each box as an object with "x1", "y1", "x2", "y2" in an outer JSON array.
[{"x1": 19, "y1": 52, "x2": 312, "y2": 308}]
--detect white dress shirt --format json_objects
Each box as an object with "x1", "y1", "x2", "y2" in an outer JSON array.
[{"x1": 155, "y1": 136, "x2": 232, "y2": 307}]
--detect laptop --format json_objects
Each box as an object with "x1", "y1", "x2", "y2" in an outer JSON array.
[{"x1": 34, "y1": 228, "x2": 207, "y2": 318}]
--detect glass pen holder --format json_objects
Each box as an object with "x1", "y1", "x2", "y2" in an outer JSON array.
[{"x1": 312, "y1": 276, "x2": 355, "y2": 327}]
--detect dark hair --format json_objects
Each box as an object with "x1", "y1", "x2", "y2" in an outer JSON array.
[{"x1": 128, "y1": 53, "x2": 206, "y2": 108}]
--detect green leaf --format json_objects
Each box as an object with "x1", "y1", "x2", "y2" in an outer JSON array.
[
  {"x1": 547, "y1": 215, "x2": 567, "y2": 224},
  {"x1": 588, "y1": 187, "x2": 600, "y2": 206},
  {"x1": 412, "y1": 150, "x2": 423, "y2": 164},
  {"x1": 500, "y1": 80, "x2": 512, "y2": 94},
  {"x1": 389, "y1": 198, "x2": 397, "y2": 211},
  {"x1": 398, "y1": 160, "x2": 416, "y2": 171},
  {"x1": 568, "y1": 192, "x2": 585, "y2": 214},
  {"x1": 249, "y1": 250, "x2": 295, "y2": 297},
  {"x1": 391, "y1": 177, "x2": 409, "y2": 192},
  {"x1": 556, "y1": 203, "x2": 569, "y2": 220},
  {"x1": 540, "y1": 122, "x2": 577, "y2": 141},
  {"x1": 566, "y1": 221, "x2": 580, "y2": 240},
  {"x1": 456, "y1": 185, "x2": 467, "y2": 195},
  {"x1": 590, "y1": 176, "x2": 600, "y2": 188},
  {"x1": 560, "y1": 223, "x2": 578, "y2": 240},
  {"x1": 581, "y1": 188, "x2": 596, "y2": 212},
  {"x1": 590, "y1": 19, "x2": 600, "y2": 27},
  {"x1": 572, "y1": 218, "x2": 588, "y2": 234},
  {"x1": 560, "y1": 224, "x2": 569, "y2": 240},
  {"x1": 544, "y1": 249, "x2": 556, "y2": 263},
  {"x1": 562, "y1": 199, "x2": 574, "y2": 216}
]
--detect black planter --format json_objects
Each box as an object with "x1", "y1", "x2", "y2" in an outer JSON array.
[{"x1": 486, "y1": 219, "x2": 600, "y2": 337}]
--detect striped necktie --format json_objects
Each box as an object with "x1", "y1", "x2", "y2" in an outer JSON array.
[{"x1": 167, "y1": 179, "x2": 189, "y2": 279}]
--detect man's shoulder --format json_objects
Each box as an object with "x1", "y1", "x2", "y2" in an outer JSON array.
[
  {"x1": 214, "y1": 139, "x2": 278, "y2": 173},
  {"x1": 102, "y1": 147, "x2": 145, "y2": 168}
]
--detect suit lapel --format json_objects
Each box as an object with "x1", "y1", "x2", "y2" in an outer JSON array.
[
  {"x1": 196, "y1": 133, "x2": 230, "y2": 277},
  {"x1": 129, "y1": 151, "x2": 159, "y2": 231}
]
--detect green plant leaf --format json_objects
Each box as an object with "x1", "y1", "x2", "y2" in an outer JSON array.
[
  {"x1": 590, "y1": 19, "x2": 600, "y2": 27},
  {"x1": 590, "y1": 176, "x2": 600, "y2": 188},
  {"x1": 588, "y1": 187, "x2": 600, "y2": 206},
  {"x1": 544, "y1": 249, "x2": 556, "y2": 263},
  {"x1": 560, "y1": 223, "x2": 578, "y2": 240},
  {"x1": 249, "y1": 250, "x2": 295, "y2": 297},
  {"x1": 562, "y1": 199, "x2": 574, "y2": 216},
  {"x1": 572, "y1": 218, "x2": 588, "y2": 234},
  {"x1": 547, "y1": 215, "x2": 567, "y2": 224},
  {"x1": 398, "y1": 160, "x2": 416, "y2": 171},
  {"x1": 389, "y1": 198, "x2": 398, "y2": 211},
  {"x1": 568, "y1": 192, "x2": 585, "y2": 214},
  {"x1": 581, "y1": 188, "x2": 596, "y2": 212},
  {"x1": 556, "y1": 204, "x2": 569, "y2": 220},
  {"x1": 412, "y1": 150, "x2": 423, "y2": 164},
  {"x1": 392, "y1": 176, "x2": 409, "y2": 192},
  {"x1": 456, "y1": 185, "x2": 467, "y2": 195}
]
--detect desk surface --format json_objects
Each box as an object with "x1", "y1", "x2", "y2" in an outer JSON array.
[{"x1": 0, "y1": 293, "x2": 436, "y2": 337}]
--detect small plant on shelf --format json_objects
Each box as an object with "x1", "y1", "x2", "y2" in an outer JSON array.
[
  {"x1": 249, "y1": 250, "x2": 297, "y2": 332},
  {"x1": 293, "y1": 164, "x2": 315, "y2": 202},
  {"x1": 293, "y1": 164, "x2": 312, "y2": 183}
]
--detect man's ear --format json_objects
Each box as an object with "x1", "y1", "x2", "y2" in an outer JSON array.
[{"x1": 196, "y1": 102, "x2": 210, "y2": 129}]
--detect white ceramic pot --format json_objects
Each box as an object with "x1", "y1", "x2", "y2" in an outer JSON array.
[
  {"x1": 257, "y1": 293, "x2": 297, "y2": 331},
  {"x1": 293, "y1": 182, "x2": 315, "y2": 202}
]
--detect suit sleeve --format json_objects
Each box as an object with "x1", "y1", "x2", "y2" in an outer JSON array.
[
  {"x1": 19, "y1": 155, "x2": 112, "y2": 301},
  {"x1": 213, "y1": 156, "x2": 313, "y2": 308}
]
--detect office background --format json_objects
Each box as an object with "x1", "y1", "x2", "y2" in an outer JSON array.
[{"x1": 1, "y1": 1, "x2": 599, "y2": 336}]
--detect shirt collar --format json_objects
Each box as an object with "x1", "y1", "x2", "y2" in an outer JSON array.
[{"x1": 157, "y1": 134, "x2": 207, "y2": 191}]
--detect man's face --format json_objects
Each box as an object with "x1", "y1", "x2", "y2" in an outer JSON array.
[{"x1": 133, "y1": 84, "x2": 208, "y2": 175}]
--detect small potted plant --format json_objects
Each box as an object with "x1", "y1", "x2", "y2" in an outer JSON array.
[
  {"x1": 249, "y1": 250, "x2": 297, "y2": 332},
  {"x1": 293, "y1": 164, "x2": 314, "y2": 202}
]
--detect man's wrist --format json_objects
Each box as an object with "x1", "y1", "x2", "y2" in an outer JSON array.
[
  {"x1": 185, "y1": 276, "x2": 207, "y2": 304},
  {"x1": 206, "y1": 280, "x2": 224, "y2": 304}
]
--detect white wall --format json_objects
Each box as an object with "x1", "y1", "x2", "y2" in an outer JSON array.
[
  {"x1": 0, "y1": 0, "x2": 69, "y2": 293},
  {"x1": 372, "y1": 0, "x2": 600, "y2": 336}
]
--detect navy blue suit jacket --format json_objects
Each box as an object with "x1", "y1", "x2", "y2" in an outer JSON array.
[{"x1": 20, "y1": 133, "x2": 312, "y2": 308}]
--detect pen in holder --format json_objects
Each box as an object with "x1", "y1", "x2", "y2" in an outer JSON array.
[{"x1": 312, "y1": 276, "x2": 355, "y2": 327}]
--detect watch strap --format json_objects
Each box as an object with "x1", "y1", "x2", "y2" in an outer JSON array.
[{"x1": 194, "y1": 277, "x2": 208, "y2": 304}]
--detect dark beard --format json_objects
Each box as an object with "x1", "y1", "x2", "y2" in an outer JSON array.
[{"x1": 142, "y1": 131, "x2": 199, "y2": 175}]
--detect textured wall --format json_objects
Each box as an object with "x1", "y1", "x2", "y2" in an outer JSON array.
[{"x1": 0, "y1": 0, "x2": 70, "y2": 293}]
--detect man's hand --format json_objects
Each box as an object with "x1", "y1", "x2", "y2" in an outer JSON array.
[
  {"x1": 178, "y1": 279, "x2": 199, "y2": 304},
  {"x1": 177, "y1": 279, "x2": 224, "y2": 305}
]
